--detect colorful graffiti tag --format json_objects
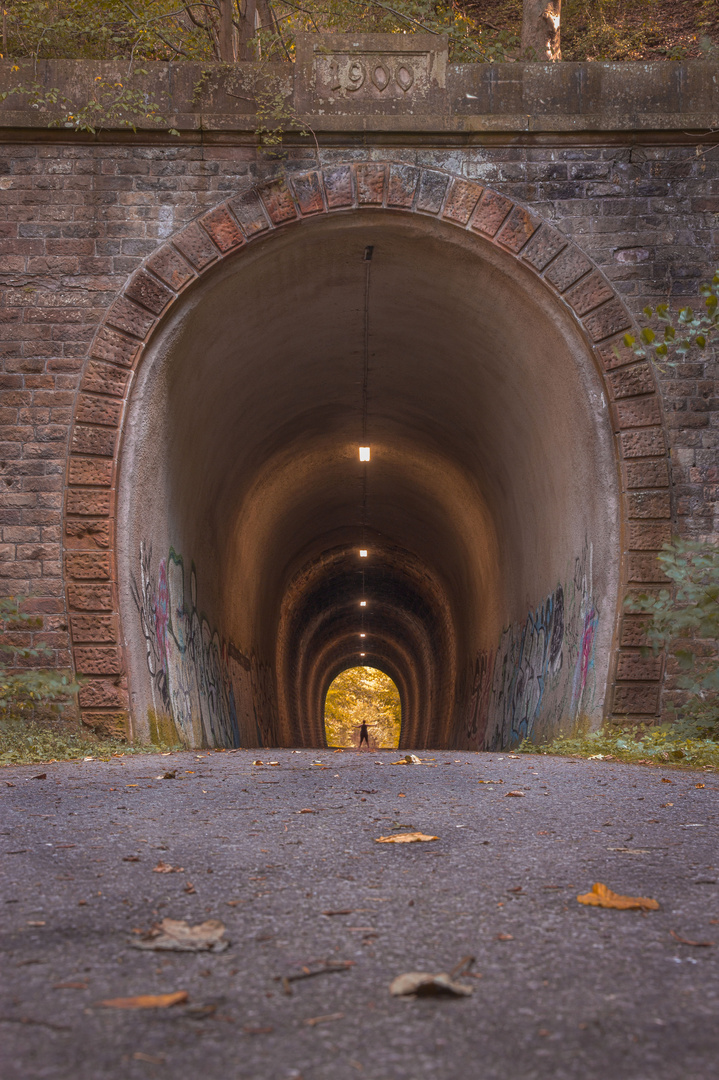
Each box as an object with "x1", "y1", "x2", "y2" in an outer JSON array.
[
  {"x1": 468, "y1": 543, "x2": 599, "y2": 750},
  {"x1": 132, "y1": 542, "x2": 268, "y2": 748}
]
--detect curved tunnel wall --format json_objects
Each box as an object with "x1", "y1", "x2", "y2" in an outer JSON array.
[{"x1": 62, "y1": 164, "x2": 657, "y2": 749}]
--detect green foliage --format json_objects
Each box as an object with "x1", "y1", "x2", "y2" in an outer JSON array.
[
  {"x1": 325, "y1": 665, "x2": 401, "y2": 748},
  {"x1": 518, "y1": 722, "x2": 719, "y2": 771},
  {"x1": 622, "y1": 270, "x2": 719, "y2": 367},
  {"x1": 0, "y1": 596, "x2": 78, "y2": 721},
  {"x1": 0, "y1": 714, "x2": 179, "y2": 765},
  {"x1": 630, "y1": 540, "x2": 719, "y2": 736}
]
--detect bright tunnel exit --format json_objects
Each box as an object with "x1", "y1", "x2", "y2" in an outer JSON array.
[{"x1": 324, "y1": 667, "x2": 401, "y2": 749}]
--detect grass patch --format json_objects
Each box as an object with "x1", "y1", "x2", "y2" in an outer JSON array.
[
  {"x1": 0, "y1": 716, "x2": 182, "y2": 766},
  {"x1": 519, "y1": 725, "x2": 719, "y2": 771}
]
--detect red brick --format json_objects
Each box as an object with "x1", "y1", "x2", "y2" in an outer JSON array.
[
  {"x1": 124, "y1": 269, "x2": 174, "y2": 316},
  {"x1": 67, "y1": 457, "x2": 113, "y2": 486},
  {"x1": 495, "y1": 205, "x2": 540, "y2": 253},
  {"x1": 291, "y1": 171, "x2": 326, "y2": 215},
  {"x1": 200, "y1": 205, "x2": 245, "y2": 252},
  {"x1": 65, "y1": 518, "x2": 111, "y2": 548},
  {"x1": 442, "y1": 179, "x2": 482, "y2": 225}
]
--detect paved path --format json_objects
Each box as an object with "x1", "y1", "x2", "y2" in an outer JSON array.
[{"x1": 2, "y1": 749, "x2": 718, "y2": 1080}]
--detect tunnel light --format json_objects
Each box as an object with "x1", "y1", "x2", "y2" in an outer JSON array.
[
  {"x1": 360, "y1": 633, "x2": 366, "y2": 638},
  {"x1": 360, "y1": 652, "x2": 366, "y2": 657},
  {"x1": 359, "y1": 446, "x2": 371, "y2": 462},
  {"x1": 359, "y1": 549, "x2": 368, "y2": 558},
  {"x1": 360, "y1": 600, "x2": 367, "y2": 607}
]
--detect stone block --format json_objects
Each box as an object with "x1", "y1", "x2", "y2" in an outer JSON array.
[
  {"x1": 356, "y1": 163, "x2": 386, "y2": 205},
  {"x1": 616, "y1": 650, "x2": 663, "y2": 680},
  {"x1": 67, "y1": 457, "x2": 113, "y2": 487},
  {"x1": 619, "y1": 614, "x2": 652, "y2": 647},
  {"x1": 596, "y1": 337, "x2": 637, "y2": 370},
  {"x1": 495, "y1": 205, "x2": 540, "y2": 252},
  {"x1": 607, "y1": 363, "x2": 655, "y2": 399},
  {"x1": 75, "y1": 395, "x2": 122, "y2": 427},
  {"x1": 78, "y1": 677, "x2": 127, "y2": 707},
  {"x1": 124, "y1": 269, "x2": 174, "y2": 315},
  {"x1": 290, "y1": 171, "x2": 326, "y2": 216},
  {"x1": 259, "y1": 179, "x2": 298, "y2": 223},
  {"x1": 146, "y1": 245, "x2": 195, "y2": 290},
  {"x1": 387, "y1": 165, "x2": 419, "y2": 209},
  {"x1": 614, "y1": 395, "x2": 662, "y2": 428},
  {"x1": 612, "y1": 682, "x2": 660, "y2": 715},
  {"x1": 625, "y1": 459, "x2": 669, "y2": 488},
  {"x1": 583, "y1": 299, "x2": 631, "y2": 342},
  {"x1": 416, "y1": 170, "x2": 449, "y2": 214},
  {"x1": 627, "y1": 552, "x2": 670, "y2": 582},
  {"x1": 627, "y1": 490, "x2": 671, "y2": 519},
  {"x1": 67, "y1": 583, "x2": 113, "y2": 611},
  {"x1": 521, "y1": 225, "x2": 567, "y2": 271},
  {"x1": 173, "y1": 221, "x2": 219, "y2": 269},
  {"x1": 65, "y1": 519, "x2": 111, "y2": 549},
  {"x1": 564, "y1": 271, "x2": 614, "y2": 316},
  {"x1": 544, "y1": 247, "x2": 593, "y2": 292},
  {"x1": 90, "y1": 326, "x2": 140, "y2": 368},
  {"x1": 71, "y1": 425, "x2": 116, "y2": 458},
  {"x1": 442, "y1": 179, "x2": 482, "y2": 225},
  {"x1": 81, "y1": 360, "x2": 129, "y2": 399},
  {"x1": 619, "y1": 428, "x2": 666, "y2": 458},
  {"x1": 323, "y1": 166, "x2": 354, "y2": 210},
  {"x1": 81, "y1": 711, "x2": 128, "y2": 739},
  {"x1": 200, "y1": 205, "x2": 245, "y2": 251},
  {"x1": 71, "y1": 615, "x2": 118, "y2": 645},
  {"x1": 627, "y1": 521, "x2": 672, "y2": 549},
  {"x1": 470, "y1": 190, "x2": 512, "y2": 237},
  {"x1": 74, "y1": 645, "x2": 122, "y2": 675},
  {"x1": 66, "y1": 488, "x2": 111, "y2": 517},
  {"x1": 65, "y1": 552, "x2": 111, "y2": 579},
  {"x1": 228, "y1": 189, "x2": 270, "y2": 235},
  {"x1": 105, "y1": 297, "x2": 155, "y2": 341}
]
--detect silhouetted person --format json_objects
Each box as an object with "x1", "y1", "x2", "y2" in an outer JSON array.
[{"x1": 359, "y1": 722, "x2": 369, "y2": 748}]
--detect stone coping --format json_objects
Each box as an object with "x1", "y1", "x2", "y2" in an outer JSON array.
[{"x1": 0, "y1": 38, "x2": 718, "y2": 135}]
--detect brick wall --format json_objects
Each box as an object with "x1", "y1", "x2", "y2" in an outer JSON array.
[{"x1": 0, "y1": 139, "x2": 716, "y2": 726}]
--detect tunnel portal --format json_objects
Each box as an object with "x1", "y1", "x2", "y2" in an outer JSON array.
[{"x1": 107, "y1": 171, "x2": 622, "y2": 750}]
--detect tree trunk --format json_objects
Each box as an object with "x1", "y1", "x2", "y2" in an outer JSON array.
[
  {"x1": 218, "y1": 0, "x2": 236, "y2": 61},
  {"x1": 237, "y1": 0, "x2": 257, "y2": 60},
  {"x1": 521, "y1": 0, "x2": 561, "y2": 61}
]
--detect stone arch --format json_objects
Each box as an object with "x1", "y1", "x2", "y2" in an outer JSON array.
[{"x1": 63, "y1": 162, "x2": 670, "y2": 741}]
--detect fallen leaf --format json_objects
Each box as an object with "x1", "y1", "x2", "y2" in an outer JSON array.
[
  {"x1": 298, "y1": 809, "x2": 315, "y2": 814},
  {"x1": 252, "y1": 760, "x2": 264, "y2": 766},
  {"x1": 32, "y1": 774, "x2": 47, "y2": 780},
  {"x1": 577, "y1": 882, "x2": 659, "y2": 911},
  {"x1": 99, "y1": 991, "x2": 188, "y2": 1009},
  {"x1": 389, "y1": 972, "x2": 473, "y2": 997},
  {"x1": 497, "y1": 933, "x2": 514, "y2": 941},
  {"x1": 155, "y1": 771, "x2": 176, "y2": 780},
  {"x1": 670, "y1": 930, "x2": 715, "y2": 947},
  {"x1": 131, "y1": 918, "x2": 229, "y2": 953},
  {"x1": 660, "y1": 803, "x2": 674, "y2": 808},
  {"x1": 322, "y1": 909, "x2": 354, "y2": 916},
  {"x1": 152, "y1": 861, "x2": 184, "y2": 874},
  {"x1": 375, "y1": 832, "x2": 438, "y2": 844},
  {"x1": 304, "y1": 1012, "x2": 345, "y2": 1025},
  {"x1": 26, "y1": 921, "x2": 46, "y2": 927},
  {"x1": 184, "y1": 882, "x2": 196, "y2": 894},
  {"x1": 661, "y1": 778, "x2": 673, "y2": 784},
  {"x1": 505, "y1": 791, "x2": 525, "y2": 798},
  {"x1": 390, "y1": 754, "x2": 421, "y2": 765},
  {"x1": 243, "y1": 1025, "x2": 274, "y2": 1035},
  {"x1": 122, "y1": 855, "x2": 140, "y2": 862},
  {"x1": 53, "y1": 981, "x2": 88, "y2": 989},
  {"x1": 696, "y1": 784, "x2": 705, "y2": 789},
  {"x1": 269, "y1": 762, "x2": 280, "y2": 766}
]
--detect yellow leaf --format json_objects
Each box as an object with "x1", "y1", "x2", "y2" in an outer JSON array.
[
  {"x1": 577, "y1": 882, "x2": 659, "y2": 911},
  {"x1": 99, "y1": 991, "x2": 188, "y2": 1009},
  {"x1": 375, "y1": 832, "x2": 438, "y2": 844}
]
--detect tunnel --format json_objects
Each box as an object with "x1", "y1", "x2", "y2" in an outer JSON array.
[{"x1": 118, "y1": 205, "x2": 620, "y2": 751}]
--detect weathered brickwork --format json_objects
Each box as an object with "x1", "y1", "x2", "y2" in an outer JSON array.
[{"x1": 0, "y1": 137, "x2": 716, "y2": 734}]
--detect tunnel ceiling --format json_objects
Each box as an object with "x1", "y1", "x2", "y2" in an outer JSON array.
[{"x1": 122, "y1": 208, "x2": 619, "y2": 749}]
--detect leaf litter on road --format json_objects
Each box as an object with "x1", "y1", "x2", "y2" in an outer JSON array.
[
  {"x1": 375, "y1": 832, "x2": 438, "y2": 844},
  {"x1": 99, "y1": 991, "x2": 188, "y2": 1009},
  {"x1": 577, "y1": 882, "x2": 659, "y2": 911},
  {"x1": 390, "y1": 972, "x2": 473, "y2": 997},
  {"x1": 131, "y1": 918, "x2": 229, "y2": 953}
]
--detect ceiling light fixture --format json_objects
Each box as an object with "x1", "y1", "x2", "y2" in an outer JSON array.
[
  {"x1": 359, "y1": 446, "x2": 370, "y2": 462},
  {"x1": 360, "y1": 600, "x2": 367, "y2": 607},
  {"x1": 360, "y1": 633, "x2": 366, "y2": 638},
  {"x1": 359, "y1": 549, "x2": 368, "y2": 558}
]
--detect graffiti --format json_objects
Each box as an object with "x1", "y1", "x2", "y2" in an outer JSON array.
[
  {"x1": 471, "y1": 543, "x2": 599, "y2": 750},
  {"x1": 133, "y1": 542, "x2": 248, "y2": 748}
]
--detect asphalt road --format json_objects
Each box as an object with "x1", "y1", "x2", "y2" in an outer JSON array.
[{"x1": 2, "y1": 748, "x2": 718, "y2": 1080}]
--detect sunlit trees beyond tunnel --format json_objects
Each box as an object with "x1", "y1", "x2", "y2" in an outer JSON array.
[{"x1": 324, "y1": 668, "x2": 401, "y2": 749}]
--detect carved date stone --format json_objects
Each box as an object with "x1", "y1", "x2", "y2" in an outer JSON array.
[{"x1": 295, "y1": 33, "x2": 448, "y2": 116}]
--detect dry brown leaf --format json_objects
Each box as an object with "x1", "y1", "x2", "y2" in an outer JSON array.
[
  {"x1": 670, "y1": 929, "x2": 715, "y2": 947},
  {"x1": 505, "y1": 791, "x2": 525, "y2": 798},
  {"x1": 577, "y1": 882, "x2": 659, "y2": 911},
  {"x1": 99, "y1": 991, "x2": 188, "y2": 1009},
  {"x1": 53, "y1": 981, "x2": 88, "y2": 989},
  {"x1": 375, "y1": 832, "x2": 438, "y2": 844},
  {"x1": 131, "y1": 918, "x2": 229, "y2": 953},
  {"x1": 304, "y1": 1012, "x2": 345, "y2": 1026},
  {"x1": 390, "y1": 754, "x2": 422, "y2": 765},
  {"x1": 389, "y1": 972, "x2": 473, "y2": 997},
  {"x1": 152, "y1": 861, "x2": 184, "y2": 874},
  {"x1": 497, "y1": 933, "x2": 514, "y2": 941}
]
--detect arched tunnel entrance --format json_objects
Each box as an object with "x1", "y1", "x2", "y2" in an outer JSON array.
[{"x1": 117, "y1": 191, "x2": 620, "y2": 751}]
